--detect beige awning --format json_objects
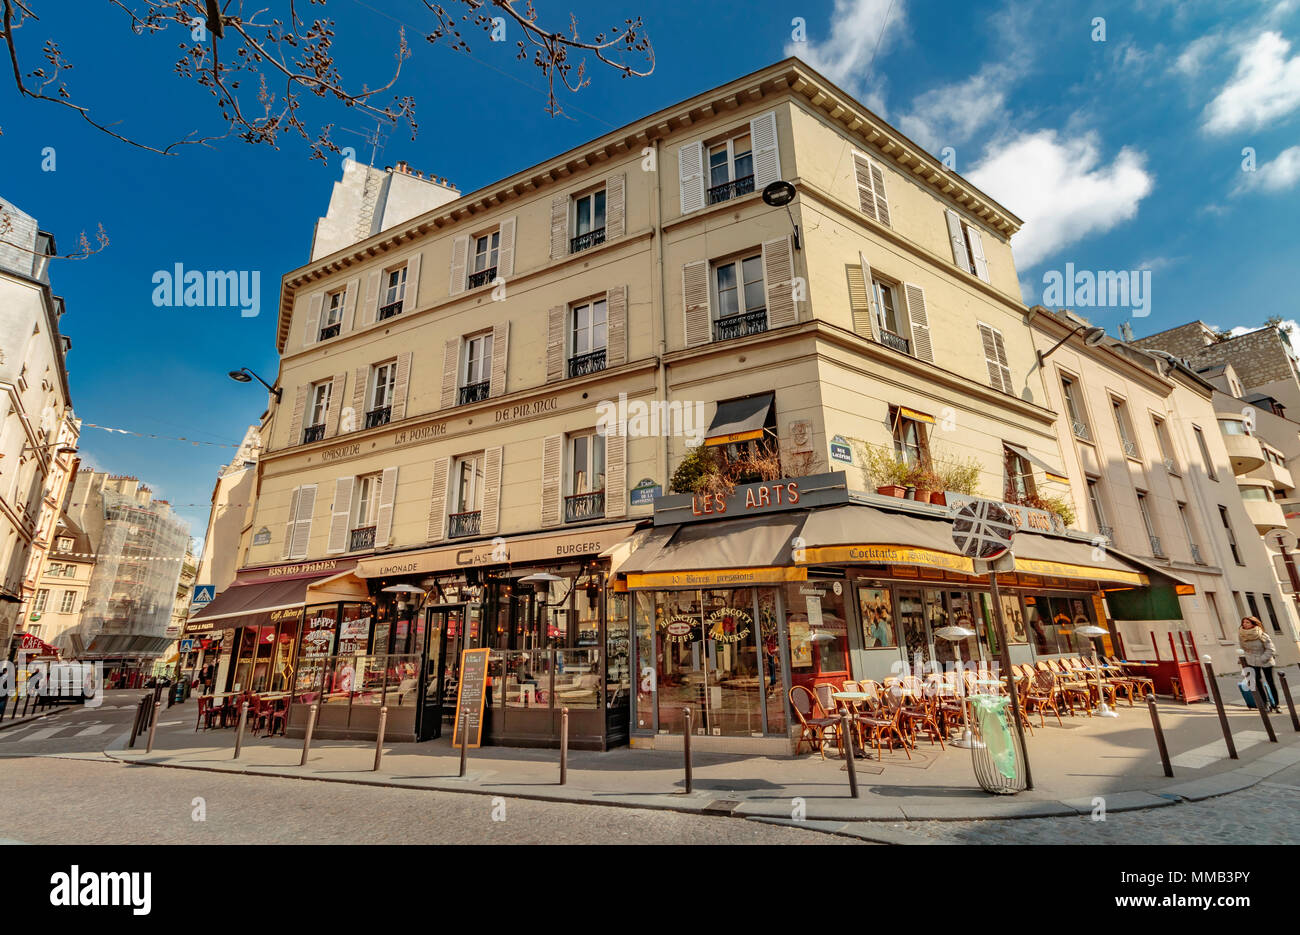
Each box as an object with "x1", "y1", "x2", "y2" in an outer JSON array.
[
  {"x1": 622, "y1": 513, "x2": 807, "y2": 589},
  {"x1": 1005, "y1": 442, "x2": 1068, "y2": 483}
]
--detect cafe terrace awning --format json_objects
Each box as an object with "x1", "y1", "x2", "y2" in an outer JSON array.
[
  {"x1": 1005, "y1": 442, "x2": 1069, "y2": 484},
  {"x1": 183, "y1": 572, "x2": 342, "y2": 635},
  {"x1": 621, "y1": 513, "x2": 808, "y2": 589},
  {"x1": 703, "y1": 392, "x2": 775, "y2": 447}
]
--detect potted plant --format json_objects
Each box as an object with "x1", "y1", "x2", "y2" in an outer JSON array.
[
  {"x1": 908, "y1": 465, "x2": 945, "y2": 505},
  {"x1": 861, "y1": 446, "x2": 910, "y2": 497},
  {"x1": 933, "y1": 455, "x2": 982, "y2": 504}
]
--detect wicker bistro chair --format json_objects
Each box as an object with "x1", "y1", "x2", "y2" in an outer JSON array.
[
  {"x1": 1073, "y1": 657, "x2": 1119, "y2": 707},
  {"x1": 1107, "y1": 657, "x2": 1155, "y2": 700},
  {"x1": 856, "y1": 687, "x2": 912, "y2": 759},
  {"x1": 1023, "y1": 668, "x2": 1065, "y2": 727},
  {"x1": 789, "y1": 686, "x2": 841, "y2": 760},
  {"x1": 894, "y1": 679, "x2": 945, "y2": 750}
]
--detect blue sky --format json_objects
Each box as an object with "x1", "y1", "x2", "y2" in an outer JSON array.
[{"x1": 2, "y1": 0, "x2": 1298, "y2": 544}]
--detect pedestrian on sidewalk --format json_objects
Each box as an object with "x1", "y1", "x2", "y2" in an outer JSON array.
[{"x1": 1238, "y1": 616, "x2": 1279, "y2": 713}]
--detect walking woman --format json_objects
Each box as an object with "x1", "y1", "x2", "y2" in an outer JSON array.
[{"x1": 1239, "y1": 616, "x2": 1280, "y2": 713}]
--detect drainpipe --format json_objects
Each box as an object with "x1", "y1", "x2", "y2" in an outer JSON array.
[{"x1": 651, "y1": 137, "x2": 670, "y2": 485}]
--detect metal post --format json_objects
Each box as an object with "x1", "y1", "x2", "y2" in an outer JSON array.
[
  {"x1": 1201, "y1": 657, "x2": 1237, "y2": 759},
  {"x1": 1256, "y1": 678, "x2": 1277, "y2": 743},
  {"x1": 299, "y1": 703, "x2": 318, "y2": 767},
  {"x1": 988, "y1": 572, "x2": 1033, "y2": 790},
  {"x1": 146, "y1": 701, "x2": 161, "y2": 753},
  {"x1": 840, "y1": 711, "x2": 860, "y2": 798},
  {"x1": 1279, "y1": 672, "x2": 1300, "y2": 732},
  {"x1": 127, "y1": 698, "x2": 143, "y2": 748},
  {"x1": 373, "y1": 706, "x2": 388, "y2": 771},
  {"x1": 458, "y1": 701, "x2": 470, "y2": 779},
  {"x1": 682, "y1": 707, "x2": 694, "y2": 794},
  {"x1": 1146, "y1": 695, "x2": 1173, "y2": 777},
  {"x1": 233, "y1": 702, "x2": 249, "y2": 760},
  {"x1": 559, "y1": 706, "x2": 569, "y2": 785}
]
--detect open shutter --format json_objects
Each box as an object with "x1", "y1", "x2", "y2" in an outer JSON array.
[
  {"x1": 546, "y1": 306, "x2": 565, "y2": 382},
  {"x1": 750, "y1": 111, "x2": 781, "y2": 190},
  {"x1": 540, "y1": 434, "x2": 563, "y2": 527},
  {"x1": 282, "y1": 487, "x2": 301, "y2": 560},
  {"x1": 350, "y1": 366, "x2": 367, "y2": 432},
  {"x1": 606, "y1": 285, "x2": 627, "y2": 367},
  {"x1": 290, "y1": 485, "x2": 317, "y2": 560},
  {"x1": 869, "y1": 160, "x2": 891, "y2": 227},
  {"x1": 287, "y1": 384, "x2": 308, "y2": 447},
  {"x1": 390, "y1": 351, "x2": 412, "y2": 421},
  {"x1": 325, "y1": 372, "x2": 347, "y2": 437},
  {"x1": 550, "y1": 193, "x2": 569, "y2": 259},
  {"x1": 497, "y1": 216, "x2": 516, "y2": 278},
  {"x1": 449, "y1": 234, "x2": 469, "y2": 296},
  {"x1": 605, "y1": 431, "x2": 627, "y2": 519},
  {"x1": 965, "y1": 224, "x2": 990, "y2": 283},
  {"x1": 762, "y1": 236, "x2": 797, "y2": 328},
  {"x1": 302, "y1": 292, "x2": 323, "y2": 350},
  {"x1": 360, "y1": 271, "x2": 379, "y2": 329},
  {"x1": 679, "y1": 141, "x2": 705, "y2": 215},
  {"x1": 426, "y1": 458, "x2": 450, "y2": 542},
  {"x1": 847, "y1": 254, "x2": 879, "y2": 341},
  {"x1": 481, "y1": 446, "x2": 503, "y2": 535},
  {"x1": 326, "y1": 476, "x2": 354, "y2": 554},
  {"x1": 903, "y1": 283, "x2": 933, "y2": 362},
  {"x1": 405, "y1": 253, "x2": 422, "y2": 310},
  {"x1": 606, "y1": 174, "x2": 626, "y2": 240},
  {"x1": 979, "y1": 323, "x2": 1013, "y2": 393},
  {"x1": 341, "y1": 278, "x2": 360, "y2": 335},
  {"x1": 946, "y1": 209, "x2": 971, "y2": 274},
  {"x1": 682, "y1": 260, "x2": 711, "y2": 347},
  {"x1": 440, "y1": 338, "x2": 459, "y2": 409},
  {"x1": 375, "y1": 466, "x2": 399, "y2": 547},
  {"x1": 851, "y1": 151, "x2": 878, "y2": 222},
  {"x1": 489, "y1": 322, "x2": 509, "y2": 398}
]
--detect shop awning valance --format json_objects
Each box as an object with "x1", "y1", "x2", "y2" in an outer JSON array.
[
  {"x1": 703, "y1": 393, "x2": 775, "y2": 446},
  {"x1": 622, "y1": 513, "x2": 807, "y2": 589},
  {"x1": 183, "y1": 573, "x2": 341, "y2": 634},
  {"x1": 1005, "y1": 443, "x2": 1068, "y2": 483}
]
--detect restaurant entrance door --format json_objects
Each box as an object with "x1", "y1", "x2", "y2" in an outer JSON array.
[{"x1": 418, "y1": 603, "x2": 466, "y2": 741}]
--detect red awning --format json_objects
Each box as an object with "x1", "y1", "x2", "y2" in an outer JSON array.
[
  {"x1": 14, "y1": 632, "x2": 59, "y2": 656},
  {"x1": 184, "y1": 573, "x2": 342, "y2": 635}
]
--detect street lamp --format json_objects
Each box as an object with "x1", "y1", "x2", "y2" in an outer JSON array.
[
  {"x1": 1075, "y1": 624, "x2": 1119, "y2": 717},
  {"x1": 761, "y1": 180, "x2": 801, "y2": 249},
  {"x1": 934, "y1": 625, "x2": 982, "y2": 748},
  {"x1": 228, "y1": 367, "x2": 283, "y2": 402}
]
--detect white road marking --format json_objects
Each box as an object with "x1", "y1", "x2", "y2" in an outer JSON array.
[
  {"x1": 1171, "y1": 730, "x2": 1271, "y2": 768},
  {"x1": 18, "y1": 727, "x2": 63, "y2": 742},
  {"x1": 74, "y1": 725, "x2": 111, "y2": 736}
]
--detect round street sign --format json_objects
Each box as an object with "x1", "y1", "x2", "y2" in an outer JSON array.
[
  {"x1": 1265, "y1": 528, "x2": 1298, "y2": 552},
  {"x1": 952, "y1": 499, "x2": 1017, "y2": 560}
]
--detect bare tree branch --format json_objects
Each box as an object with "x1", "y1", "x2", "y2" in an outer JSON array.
[{"x1": 0, "y1": 207, "x2": 110, "y2": 261}]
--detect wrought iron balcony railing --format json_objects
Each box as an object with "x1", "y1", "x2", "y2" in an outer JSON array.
[
  {"x1": 708, "y1": 174, "x2": 755, "y2": 205},
  {"x1": 570, "y1": 227, "x2": 606, "y2": 253},
  {"x1": 1122, "y1": 439, "x2": 1138, "y2": 458},
  {"x1": 565, "y1": 491, "x2": 605, "y2": 523},
  {"x1": 714, "y1": 309, "x2": 768, "y2": 342},
  {"x1": 1190, "y1": 543, "x2": 1204, "y2": 564},
  {"x1": 458, "y1": 381, "x2": 490, "y2": 405},
  {"x1": 1149, "y1": 535, "x2": 1164, "y2": 557},
  {"x1": 1098, "y1": 524, "x2": 1114, "y2": 541},
  {"x1": 377, "y1": 300, "x2": 403, "y2": 321},
  {"x1": 349, "y1": 525, "x2": 376, "y2": 551},
  {"x1": 448, "y1": 511, "x2": 481, "y2": 538},
  {"x1": 1072, "y1": 420, "x2": 1091, "y2": 441},
  {"x1": 319, "y1": 323, "x2": 340, "y2": 341},
  {"x1": 365, "y1": 406, "x2": 391, "y2": 429},
  {"x1": 879, "y1": 330, "x2": 910, "y2": 355},
  {"x1": 302, "y1": 424, "x2": 325, "y2": 444},
  {"x1": 568, "y1": 348, "x2": 607, "y2": 378},
  {"x1": 467, "y1": 267, "x2": 496, "y2": 290}
]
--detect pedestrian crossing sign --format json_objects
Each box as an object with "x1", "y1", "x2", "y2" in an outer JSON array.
[{"x1": 191, "y1": 585, "x2": 215, "y2": 609}]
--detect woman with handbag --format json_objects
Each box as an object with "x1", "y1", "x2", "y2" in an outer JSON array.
[{"x1": 1238, "y1": 616, "x2": 1279, "y2": 713}]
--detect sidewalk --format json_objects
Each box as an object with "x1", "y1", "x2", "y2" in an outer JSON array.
[{"x1": 107, "y1": 674, "x2": 1300, "y2": 823}]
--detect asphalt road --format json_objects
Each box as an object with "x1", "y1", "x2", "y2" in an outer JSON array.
[{"x1": 0, "y1": 689, "x2": 157, "y2": 756}]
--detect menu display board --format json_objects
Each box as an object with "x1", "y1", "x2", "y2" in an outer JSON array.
[{"x1": 452, "y1": 648, "x2": 491, "y2": 749}]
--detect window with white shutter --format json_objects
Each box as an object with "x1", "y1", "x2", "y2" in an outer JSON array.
[
  {"x1": 565, "y1": 432, "x2": 606, "y2": 523},
  {"x1": 320, "y1": 287, "x2": 346, "y2": 340},
  {"x1": 378, "y1": 265, "x2": 407, "y2": 320},
  {"x1": 903, "y1": 284, "x2": 933, "y2": 362},
  {"x1": 288, "y1": 484, "x2": 317, "y2": 560},
  {"x1": 374, "y1": 465, "x2": 399, "y2": 547},
  {"x1": 303, "y1": 381, "x2": 331, "y2": 444},
  {"x1": 326, "y1": 476, "x2": 355, "y2": 554},
  {"x1": 571, "y1": 187, "x2": 607, "y2": 253},
  {"x1": 679, "y1": 141, "x2": 705, "y2": 215},
  {"x1": 851, "y1": 151, "x2": 891, "y2": 227},
  {"x1": 467, "y1": 229, "x2": 501, "y2": 291},
  {"x1": 449, "y1": 454, "x2": 484, "y2": 538},
  {"x1": 978, "y1": 322, "x2": 1013, "y2": 394}
]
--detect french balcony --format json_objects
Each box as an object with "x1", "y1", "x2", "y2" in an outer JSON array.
[
  {"x1": 319, "y1": 323, "x2": 340, "y2": 341},
  {"x1": 707, "y1": 174, "x2": 755, "y2": 205},
  {"x1": 377, "y1": 300, "x2": 403, "y2": 321},
  {"x1": 467, "y1": 267, "x2": 496, "y2": 290},
  {"x1": 1120, "y1": 439, "x2": 1138, "y2": 459},
  {"x1": 565, "y1": 490, "x2": 605, "y2": 523},
  {"x1": 1149, "y1": 535, "x2": 1164, "y2": 558},
  {"x1": 879, "y1": 330, "x2": 910, "y2": 355},
  {"x1": 302, "y1": 424, "x2": 325, "y2": 444},
  {"x1": 1072, "y1": 420, "x2": 1092, "y2": 442},
  {"x1": 365, "y1": 406, "x2": 391, "y2": 429},
  {"x1": 568, "y1": 349, "x2": 607, "y2": 378},
  {"x1": 458, "y1": 381, "x2": 490, "y2": 406},
  {"x1": 448, "y1": 511, "x2": 481, "y2": 538},
  {"x1": 1242, "y1": 495, "x2": 1288, "y2": 533},
  {"x1": 1097, "y1": 524, "x2": 1114, "y2": 541},
  {"x1": 1220, "y1": 425, "x2": 1265, "y2": 474},
  {"x1": 1190, "y1": 543, "x2": 1205, "y2": 565},
  {"x1": 349, "y1": 525, "x2": 376, "y2": 551},
  {"x1": 714, "y1": 309, "x2": 768, "y2": 342},
  {"x1": 570, "y1": 227, "x2": 606, "y2": 253}
]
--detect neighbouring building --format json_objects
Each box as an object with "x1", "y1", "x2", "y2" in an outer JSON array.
[{"x1": 28, "y1": 513, "x2": 95, "y2": 651}]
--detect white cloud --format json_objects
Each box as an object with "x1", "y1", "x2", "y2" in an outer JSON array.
[
  {"x1": 1202, "y1": 31, "x2": 1300, "y2": 134},
  {"x1": 897, "y1": 64, "x2": 1016, "y2": 151},
  {"x1": 1236, "y1": 145, "x2": 1300, "y2": 192},
  {"x1": 968, "y1": 130, "x2": 1155, "y2": 268},
  {"x1": 1173, "y1": 34, "x2": 1223, "y2": 76},
  {"x1": 786, "y1": 0, "x2": 906, "y2": 113}
]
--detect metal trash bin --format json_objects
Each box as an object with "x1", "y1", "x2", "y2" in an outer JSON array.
[{"x1": 968, "y1": 694, "x2": 1027, "y2": 795}]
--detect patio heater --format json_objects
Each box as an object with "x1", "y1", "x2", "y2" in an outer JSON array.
[
  {"x1": 1075, "y1": 624, "x2": 1119, "y2": 717},
  {"x1": 381, "y1": 583, "x2": 427, "y2": 646},
  {"x1": 934, "y1": 625, "x2": 981, "y2": 748},
  {"x1": 520, "y1": 572, "x2": 564, "y2": 643}
]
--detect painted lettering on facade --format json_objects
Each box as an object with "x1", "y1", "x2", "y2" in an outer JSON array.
[
  {"x1": 495, "y1": 397, "x2": 559, "y2": 423},
  {"x1": 394, "y1": 423, "x2": 448, "y2": 446},
  {"x1": 320, "y1": 444, "x2": 361, "y2": 462}
]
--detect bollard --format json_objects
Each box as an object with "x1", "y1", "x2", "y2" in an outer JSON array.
[
  {"x1": 1279, "y1": 672, "x2": 1300, "y2": 733},
  {"x1": 127, "y1": 698, "x2": 144, "y2": 748},
  {"x1": 682, "y1": 707, "x2": 694, "y2": 795},
  {"x1": 300, "y1": 703, "x2": 319, "y2": 767},
  {"x1": 232, "y1": 702, "x2": 249, "y2": 760},
  {"x1": 840, "y1": 711, "x2": 860, "y2": 799},
  {"x1": 373, "y1": 706, "x2": 388, "y2": 772},
  {"x1": 458, "y1": 705, "x2": 470, "y2": 779},
  {"x1": 146, "y1": 701, "x2": 161, "y2": 754},
  {"x1": 1146, "y1": 695, "x2": 1173, "y2": 778},
  {"x1": 1256, "y1": 680, "x2": 1278, "y2": 743},
  {"x1": 559, "y1": 707, "x2": 569, "y2": 786},
  {"x1": 1202, "y1": 657, "x2": 1238, "y2": 760}
]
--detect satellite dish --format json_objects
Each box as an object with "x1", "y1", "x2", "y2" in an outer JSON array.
[
  {"x1": 951, "y1": 499, "x2": 1016, "y2": 560},
  {"x1": 1083, "y1": 326, "x2": 1107, "y2": 346},
  {"x1": 761, "y1": 180, "x2": 796, "y2": 207}
]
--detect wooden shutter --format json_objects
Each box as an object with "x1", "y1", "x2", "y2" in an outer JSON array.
[
  {"x1": 750, "y1": 111, "x2": 781, "y2": 189},
  {"x1": 606, "y1": 174, "x2": 626, "y2": 240},
  {"x1": 965, "y1": 223, "x2": 990, "y2": 282},
  {"x1": 847, "y1": 255, "x2": 879, "y2": 341},
  {"x1": 375, "y1": 466, "x2": 399, "y2": 548},
  {"x1": 869, "y1": 160, "x2": 891, "y2": 227},
  {"x1": 362, "y1": 271, "x2": 379, "y2": 328},
  {"x1": 290, "y1": 484, "x2": 317, "y2": 560},
  {"x1": 550, "y1": 193, "x2": 569, "y2": 259},
  {"x1": 979, "y1": 323, "x2": 1013, "y2": 393},
  {"x1": 449, "y1": 234, "x2": 469, "y2": 295},
  {"x1": 341, "y1": 278, "x2": 360, "y2": 335},
  {"x1": 302, "y1": 292, "x2": 323, "y2": 350},
  {"x1": 903, "y1": 283, "x2": 933, "y2": 362},
  {"x1": 497, "y1": 217, "x2": 516, "y2": 278},
  {"x1": 606, "y1": 285, "x2": 627, "y2": 367},
  {"x1": 440, "y1": 338, "x2": 459, "y2": 409},
  {"x1": 679, "y1": 141, "x2": 705, "y2": 214},
  {"x1": 481, "y1": 446, "x2": 503, "y2": 535},
  {"x1": 762, "y1": 236, "x2": 797, "y2": 329},
  {"x1": 682, "y1": 260, "x2": 711, "y2": 347},
  {"x1": 405, "y1": 253, "x2": 422, "y2": 311},
  {"x1": 325, "y1": 372, "x2": 347, "y2": 437},
  {"x1": 326, "y1": 476, "x2": 354, "y2": 554},
  {"x1": 851, "y1": 151, "x2": 879, "y2": 222},
  {"x1": 605, "y1": 431, "x2": 627, "y2": 519},
  {"x1": 350, "y1": 366, "x2": 367, "y2": 432},
  {"x1": 490, "y1": 322, "x2": 509, "y2": 398},
  {"x1": 282, "y1": 487, "x2": 301, "y2": 560},
  {"x1": 540, "y1": 434, "x2": 563, "y2": 527},
  {"x1": 546, "y1": 306, "x2": 565, "y2": 382},
  {"x1": 287, "y1": 384, "x2": 308, "y2": 447},
  {"x1": 946, "y1": 209, "x2": 971, "y2": 274},
  {"x1": 426, "y1": 457, "x2": 450, "y2": 542},
  {"x1": 390, "y1": 351, "x2": 412, "y2": 421}
]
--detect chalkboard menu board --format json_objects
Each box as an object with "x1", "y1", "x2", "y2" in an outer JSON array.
[{"x1": 452, "y1": 648, "x2": 491, "y2": 749}]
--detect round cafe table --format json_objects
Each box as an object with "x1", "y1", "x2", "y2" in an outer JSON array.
[{"x1": 831, "y1": 692, "x2": 874, "y2": 759}]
